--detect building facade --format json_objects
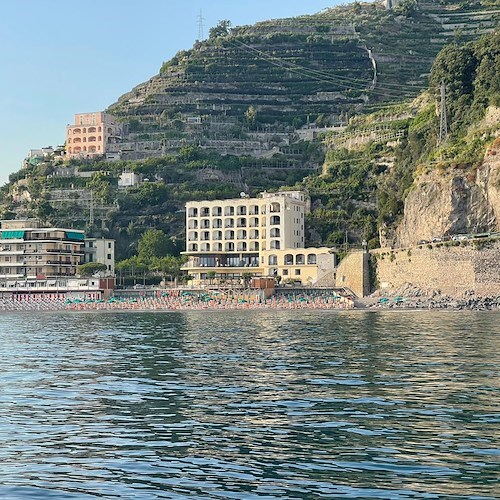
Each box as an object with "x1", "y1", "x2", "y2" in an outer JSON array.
[
  {"x1": 66, "y1": 112, "x2": 122, "y2": 159},
  {"x1": 182, "y1": 191, "x2": 335, "y2": 284},
  {"x1": 84, "y1": 238, "x2": 115, "y2": 276},
  {"x1": 0, "y1": 220, "x2": 84, "y2": 280}
]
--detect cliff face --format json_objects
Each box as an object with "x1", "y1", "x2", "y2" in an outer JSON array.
[{"x1": 395, "y1": 140, "x2": 500, "y2": 247}]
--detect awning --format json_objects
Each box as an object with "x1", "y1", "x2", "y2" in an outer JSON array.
[
  {"x1": 0, "y1": 230, "x2": 25, "y2": 239},
  {"x1": 65, "y1": 231, "x2": 85, "y2": 241}
]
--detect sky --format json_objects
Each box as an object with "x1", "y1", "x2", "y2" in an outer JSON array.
[{"x1": 0, "y1": 0, "x2": 350, "y2": 185}]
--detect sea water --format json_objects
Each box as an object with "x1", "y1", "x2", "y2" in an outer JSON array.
[{"x1": 0, "y1": 310, "x2": 498, "y2": 499}]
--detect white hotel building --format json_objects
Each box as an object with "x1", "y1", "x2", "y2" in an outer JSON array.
[{"x1": 182, "y1": 191, "x2": 335, "y2": 284}]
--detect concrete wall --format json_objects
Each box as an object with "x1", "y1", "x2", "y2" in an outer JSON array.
[
  {"x1": 335, "y1": 251, "x2": 369, "y2": 297},
  {"x1": 372, "y1": 241, "x2": 500, "y2": 297}
]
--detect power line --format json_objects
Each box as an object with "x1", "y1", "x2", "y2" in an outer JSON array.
[{"x1": 226, "y1": 38, "x2": 421, "y2": 99}]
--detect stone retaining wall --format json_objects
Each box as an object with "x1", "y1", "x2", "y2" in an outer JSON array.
[{"x1": 372, "y1": 240, "x2": 500, "y2": 297}]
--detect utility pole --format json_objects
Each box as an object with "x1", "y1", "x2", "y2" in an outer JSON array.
[
  {"x1": 89, "y1": 190, "x2": 94, "y2": 226},
  {"x1": 439, "y1": 81, "x2": 448, "y2": 144},
  {"x1": 197, "y1": 10, "x2": 205, "y2": 41}
]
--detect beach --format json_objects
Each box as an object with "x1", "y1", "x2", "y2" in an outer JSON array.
[{"x1": 0, "y1": 289, "x2": 354, "y2": 312}]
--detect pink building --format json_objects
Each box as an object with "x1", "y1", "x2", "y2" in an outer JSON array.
[{"x1": 66, "y1": 112, "x2": 122, "y2": 159}]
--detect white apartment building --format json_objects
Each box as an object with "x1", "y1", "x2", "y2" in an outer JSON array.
[
  {"x1": 181, "y1": 191, "x2": 336, "y2": 283},
  {"x1": 84, "y1": 238, "x2": 115, "y2": 276},
  {"x1": 0, "y1": 220, "x2": 84, "y2": 280}
]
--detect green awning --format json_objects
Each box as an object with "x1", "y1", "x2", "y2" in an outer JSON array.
[
  {"x1": 65, "y1": 231, "x2": 85, "y2": 241},
  {"x1": 0, "y1": 230, "x2": 25, "y2": 239}
]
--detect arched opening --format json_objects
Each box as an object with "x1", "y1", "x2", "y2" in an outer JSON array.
[
  {"x1": 296, "y1": 254, "x2": 305, "y2": 265},
  {"x1": 212, "y1": 206, "x2": 222, "y2": 216},
  {"x1": 225, "y1": 230, "x2": 234, "y2": 240},
  {"x1": 188, "y1": 220, "x2": 198, "y2": 229},
  {"x1": 188, "y1": 243, "x2": 198, "y2": 251},
  {"x1": 268, "y1": 254, "x2": 278, "y2": 265},
  {"x1": 237, "y1": 205, "x2": 247, "y2": 215},
  {"x1": 270, "y1": 240, "x2": 281, "y2": 249},
  {"x1": 237, "y1": 242, "x2": 247, "y2": 251},
  {"x1": 212, "y1": 218, "x2": 222, "y2": 228},
  {"x1": 270, "y1": 202, "x2": 280, "y2": 213},
  {"x1": 214, "y1": 242, "x2": 222, "y2": 251},
  {"x1": 270, "y1": 227, "x2": 280, "y2": 238},
  {"x1": 270, "y1": 215, "x2": 281, "y2": 225},
  {"x1": 201, "y1": 243, "x2": 210, "y2": 252},
  {"x1": 237, "y1": 230, "x2": 247, "y2": 240},
  {"x1": 284, "y1": 254, "x2": 294, "y2": 265},
  {"x1": 307, "y1": 254, "x2": 317, "y2": 264},
  {"x1": 88, "y1": 127, "x2": 96, "y2": 133},
  {"x1": 225, "y1": 242, "x2": 235, "y2": 252},
  {"x1": 188, "y1": 207, "x2": 198, "y2": 217},
  {"x1": 224, "y1": 206, "x2": 234, "y2": 216},
  {"x1": 212, "y1": 230, "x2": 222, "y2": 241},
  {"x1": 250, "y1": 242, "x2": 260, "y2": 251}
]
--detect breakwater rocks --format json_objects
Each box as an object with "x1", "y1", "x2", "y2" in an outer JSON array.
[
  {"x1": 366, "y1": 295, "x2": 500, "y2": 310},
  {"x1": 361, "y1": 284, "x2": 500, "y2": 310}
]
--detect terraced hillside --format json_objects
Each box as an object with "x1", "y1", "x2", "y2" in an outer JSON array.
[{"x1": 107, "y1": 0, "x2": 498, "y2": 161}]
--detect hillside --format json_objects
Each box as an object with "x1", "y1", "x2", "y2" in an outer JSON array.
[{"x1": 0, "y1": 0, "x2": 498, "y2": 260}]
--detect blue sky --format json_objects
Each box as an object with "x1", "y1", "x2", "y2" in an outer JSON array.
[{"x1": 0, "y1": 0, "x2": 350, "y2": 185}]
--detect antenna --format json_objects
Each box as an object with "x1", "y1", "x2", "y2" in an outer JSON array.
[
  {"x1": 439, "y1": 81, "x2": 448, "y2": 144},
  {"x1": 197, "y1": 9, "x2": 205, "y2": 41}
]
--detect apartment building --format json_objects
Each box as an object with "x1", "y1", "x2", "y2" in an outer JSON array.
[
  {"x1": 182, "y1": 191, "x2": 335, "y2": 284},
  {"x1": 66, "y1": 112, "x2": 122, "y2": 159},
  {"x1": 84, "y1": 238, "x2": 115, "y2": 276},
  {"x1": 0, "y1": 220, "x2": 84, "y2": 279}
]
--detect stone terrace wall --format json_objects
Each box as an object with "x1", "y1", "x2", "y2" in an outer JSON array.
[{"x1": 372, "y1": 241, "x2": 500, "y2": 297}]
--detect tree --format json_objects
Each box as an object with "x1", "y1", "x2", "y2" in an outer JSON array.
[
  {"x1": 137, "y1": 229, "x2": 171, "y2": 261},
  {"x1": 245, "y1": 106, "x2": 258, "y2": 128},
  {"x1": 209, "y1": 20, "x2": 232, "y2": 40},
  {"x1": 394, "y1": 0, "x2": 417, "y2": 17},
  {"x1": 78, "y1": 262, "x2": 107, "y2": 277}
]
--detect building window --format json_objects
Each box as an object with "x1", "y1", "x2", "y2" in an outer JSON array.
[
  {"x1": 295, "y1": 269, "x2": 301, "y2": 276},
  {"x1": 108, "y1": 242, "x2": 112, "y2": 249},
  {"x1": 107, "y1": 254, "x2": 112, "y2": 260},
  {"x1": 282, "y1": 269, "x2": 288, "y2": 276},
  {"x1": 268, "y1": 255, "x2": 278, "y2": 265},
  {"x1": 307, "y1": 254, "x2": 317, "y2": 264}
]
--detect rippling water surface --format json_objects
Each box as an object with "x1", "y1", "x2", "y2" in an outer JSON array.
[{"x1": 0, "y1": 311, "x2": 498, "y2": 499}]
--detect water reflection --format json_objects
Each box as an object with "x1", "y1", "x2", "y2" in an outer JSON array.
[{"x1": 0, "y1": 311, "x2": 498, "y2": 498}]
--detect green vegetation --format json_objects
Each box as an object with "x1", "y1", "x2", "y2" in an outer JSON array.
[
  {"x1": 78, "y1": 262, "x2": 107, "y2": 277},
  {"x1": 0, "y1": 4, "x2": 498, "y2": 258}
]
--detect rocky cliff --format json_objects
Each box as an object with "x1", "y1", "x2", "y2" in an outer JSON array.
[{"x1": 395, "y1": 118, "x2": 500, "y2": 247}]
